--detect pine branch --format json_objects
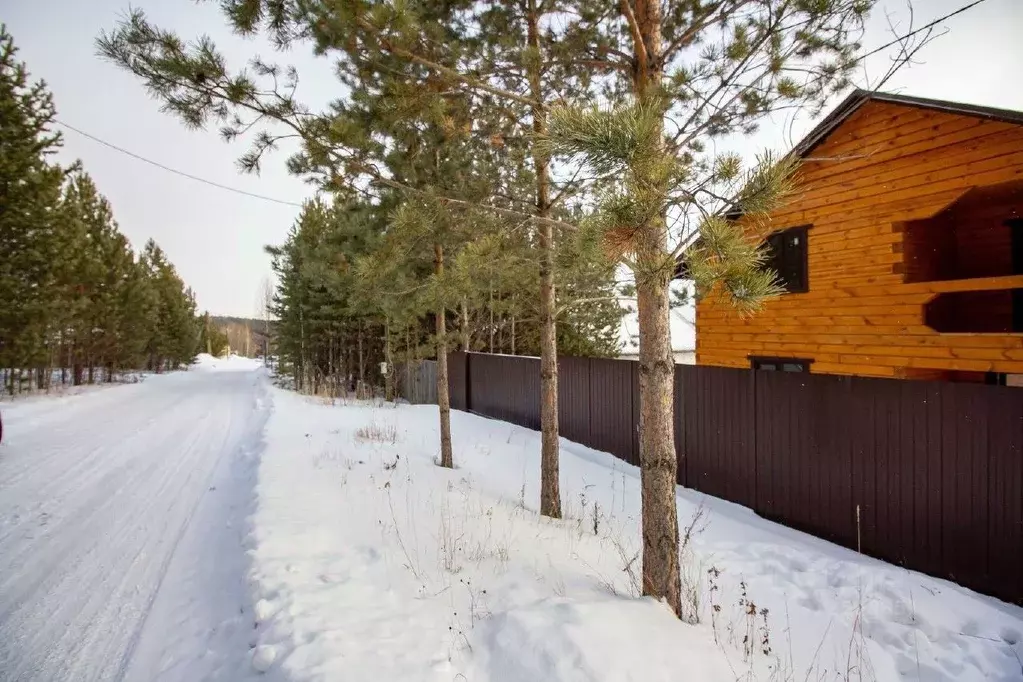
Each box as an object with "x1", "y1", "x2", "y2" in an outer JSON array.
[
  {"x1": 660, "y1": 0, "x2": 733, "y2": 64},
  {"x1": 354, "y1": 16, "x2": 541, "y2": 109}
]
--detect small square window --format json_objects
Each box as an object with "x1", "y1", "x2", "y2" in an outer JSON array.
[{"x1": 764, "y1": 225, "x2": 810, "y2": 293}]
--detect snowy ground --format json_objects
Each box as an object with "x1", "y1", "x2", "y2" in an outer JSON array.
[
  {"x1": 252, "y1": 392, "x2": 1023, "y2": 682},
  {"x1": 1, "y1": 361, "x2": 1021, "y2": 682}
]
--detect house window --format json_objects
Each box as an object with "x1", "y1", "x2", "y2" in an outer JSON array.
[
  {"x1": 765, "y1": 225, "x2": 809, "y2": 293},
  {"x1": 750, "y1": 356, "x2": 811, "y2": 373}
]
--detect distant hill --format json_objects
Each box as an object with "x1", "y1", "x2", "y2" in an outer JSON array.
[{"x1": 211, "y1": 316, "x2": 274, "y2": 357}]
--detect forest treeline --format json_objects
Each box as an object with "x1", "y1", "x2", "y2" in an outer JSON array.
[
  {"x1": 265, "y1": 198, "x2": 624, "y2": 397},
  {"x1": 0, "y1": 27, "x2": 215, "y2": 394}
]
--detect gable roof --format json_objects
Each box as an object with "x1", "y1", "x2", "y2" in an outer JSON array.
[
  {"x1": 673, "y1": 90, "x2": 1023, "y2": 280},
  {"x1": 792, "y1": 89, "x2": 1023, "y2": 160}
]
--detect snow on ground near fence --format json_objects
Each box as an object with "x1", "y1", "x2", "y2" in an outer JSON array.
[{"x1": 253, "y1": 390, "x2": 1023, "y2": 682}]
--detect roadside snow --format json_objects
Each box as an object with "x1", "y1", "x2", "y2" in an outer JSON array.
[
  {"x1": 193, "y1": 353, "x2": 265, "y2": 372},
  {"x1": 251, "y1": 391, "x2": 1023, "y2": 682}
]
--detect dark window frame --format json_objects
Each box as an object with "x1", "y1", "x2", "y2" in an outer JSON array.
[
  {"x1": 764, "y1": 225, "x2": 810, "y2": 294},
  {"x1": 750, "y1": 356, "x2": 813, "y2": 373}
]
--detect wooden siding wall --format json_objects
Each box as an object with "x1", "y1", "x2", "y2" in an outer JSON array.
[{"x1": 696, "y1": 100, "x2": 1023, "y2": 378}]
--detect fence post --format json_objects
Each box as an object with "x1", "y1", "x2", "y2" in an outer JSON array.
[
  {"x1": 465, "y1": 352, "x2": 473, "y2": 413},
  {"x1": 751, "y1": 367, "x2": 759, "y2": 515}
]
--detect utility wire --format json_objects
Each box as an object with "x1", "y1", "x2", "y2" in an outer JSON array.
[
  {"x1": 55, "y1": 0, "x2": 988, "y2": 211},
  {"x1": 54, "y1": 119, "x2": 305, "y2": 208},
  {"x1": 855, "y1": 0, "x2": 989, "y2": 66}
]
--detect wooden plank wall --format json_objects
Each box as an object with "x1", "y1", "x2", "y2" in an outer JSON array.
[{"x1": 695, "y1": 100, "x2": 1023, "y2": 377}]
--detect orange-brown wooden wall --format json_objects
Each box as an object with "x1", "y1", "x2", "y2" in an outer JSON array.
[{"x1": 695, "y1": 100, "x2": 1023, "y2": 378}]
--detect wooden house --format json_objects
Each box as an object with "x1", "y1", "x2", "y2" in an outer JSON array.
[{"x1": 692, "y1": 90, "x2": 1023, "y2": 383}]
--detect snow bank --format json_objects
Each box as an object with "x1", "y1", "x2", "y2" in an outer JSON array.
[
  {"x1": 470, "y1": 596, "x2": 733, "y2": 682},
  {"x1": 250, "y1": 393, "x2": 1023, "y2": 682},
  {"x1": 192, "y1": 353, "x2": 264, "y2": 372}
]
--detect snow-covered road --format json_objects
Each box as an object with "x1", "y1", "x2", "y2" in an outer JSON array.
[{"x1": 0, "y1": 362, "x2": 268, "y2": 682}]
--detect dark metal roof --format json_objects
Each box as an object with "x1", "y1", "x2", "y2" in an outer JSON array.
[{"x1": 792, "y1": 88, "x2": 1023, "y2": 158}]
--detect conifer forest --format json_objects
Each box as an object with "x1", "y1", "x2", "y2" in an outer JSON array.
[{"x1": 0, "y1": 27, "x2": 218, "y2": 394}]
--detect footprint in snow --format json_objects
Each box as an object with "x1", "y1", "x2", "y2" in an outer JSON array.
[
  {"x1": 960, "y1": 618, "x2": 980, "y2": 636},
  {"x1": 797, "y1": 593, "x2": 822, "y2": 611},
  {"x1": 1000, "y1": 627, "x2": 1020, "y2": 646}
]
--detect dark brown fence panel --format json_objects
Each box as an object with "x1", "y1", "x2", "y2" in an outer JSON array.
[
  {"x1": 631, "y1": 362, "x2": 641, "y2": 466},
  {"x1": 587, "y1": 357, "x2": 637, "y2": 465},
  {"x1": 755, "y1": 373, "x2": 856, "y2": 548},
  {"x1": 558, "y1": 356, "x2": 592, "y2": 445},
  {"x1": 986, "y1": 385, "x2": 1023, "y2": 605},
  {"x1": 673, "y1": 368, "x2": 686, "y2": 487},
  {"x1": 443, "y1": 350, "x2": 1023, "y2": 605},
  {"x1": 854, "y1": 377, "x2": 918, "y2": 566},
  {"x1": 938, "y1": 383, "x2": 992, "y2": 594},
  {"x1": 447, "y1": 352, "x2": 468, "y2": 411},
  {"x1": 679, "y1": 365, "x2": 756, "y2": 508},
  {"x1": 468, "y1": 353, "x2": 540, "y2": 430}
]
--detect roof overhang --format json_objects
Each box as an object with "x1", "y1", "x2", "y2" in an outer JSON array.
[{"x1": 672, "y1": 89, "x2": 1023, "y2": 279}]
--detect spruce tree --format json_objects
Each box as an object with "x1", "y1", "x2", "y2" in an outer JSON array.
[{"x1": 0, "y1": 25, "x2": 67, "y2": 383}]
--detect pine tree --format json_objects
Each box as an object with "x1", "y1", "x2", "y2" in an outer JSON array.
[
  {"x1": 541, "y1": 0, "x2": 875, "y2": 616},
  {"x1": 0, "y1": 25, "x2": 67, "y2": 386},
  {"x1": 139, "y1": 240, "x2": 199, "y2": 371}
]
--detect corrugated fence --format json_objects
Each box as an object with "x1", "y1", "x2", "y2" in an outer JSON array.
[
  {"x1": 397, "y1": 361, "x2": 438, "y2": 405},
  {"x1": 445, "y1": 351, "x2": 1023, "y2": 605}
]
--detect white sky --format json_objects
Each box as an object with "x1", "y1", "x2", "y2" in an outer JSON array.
[{"x1": 5, "y1": 0, "x2": 1022, "y2": 317}]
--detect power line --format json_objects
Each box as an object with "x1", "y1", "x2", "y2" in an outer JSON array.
[
  {"x1": 54, "y1": 119, "x2": 305, "y2": 208},
  {"x1": 856, "y1": 0, "x2": 989, "y2": 65},
  {"x1": 56, "y1": 1, "x2": 988, "y2": 210}
]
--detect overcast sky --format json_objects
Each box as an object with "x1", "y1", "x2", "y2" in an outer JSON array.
[{"x1": 5, "y1": 0, "x2": 1022, "y2": 317}]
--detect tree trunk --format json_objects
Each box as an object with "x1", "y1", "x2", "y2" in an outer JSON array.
[
  {"x1": 460, "y1": 299, "x2": 471, "y2": 351},
  {"x1": 384, "y1": 318, "x2": 394, "y2": 401},
  {"x1": 635, "y1": 265, "x2": 680, "y2": 615},
  {"x1": 629, "y1": 0, "x2": 681, "y2": 617},
  {"x1": 497, "y1": 296, "x2": 504, "y2": 353},
  {"x1": 528, "y1": 0, "x2": 561, "y2": 519},
  {"x1": 489, "y1": 282, "x2": 495, "y2": 354},
  {"x1": 511, "y1": 315, "x2": 516, "y2": 355},
  {"x1": 328, "y1": 335, "x2": 336, "y2": 396},
  {"x1": 358, "y1": 321, "x2": 365, "y2": 389},
  {"x1": 435, "y1": 243, "x2": 454, "y2": 469}
]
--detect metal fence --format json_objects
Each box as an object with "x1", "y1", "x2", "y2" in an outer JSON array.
[
  {"x1": 446, "y1": 351, "x2": 1023, "y2": 605},
  {"x1": 397, "y1": 361, "x2": 438, "y2": 405}
]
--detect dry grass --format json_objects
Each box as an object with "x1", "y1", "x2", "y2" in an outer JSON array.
[
  {"x1": 354, "y1": 422, "x2": 399, "y2": 444},
  {"x1": 679, "y1": 505, "x2": 709, "y2": 624}
]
